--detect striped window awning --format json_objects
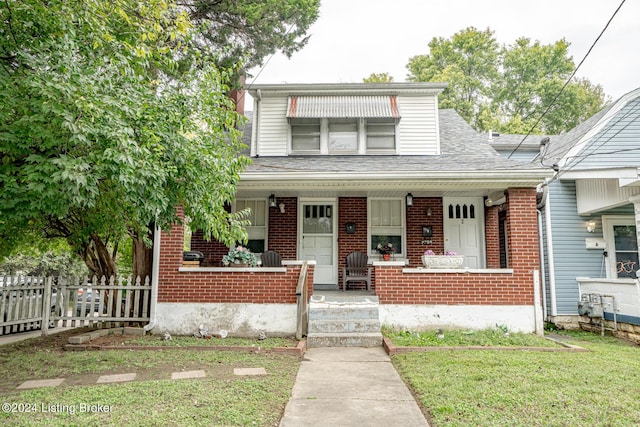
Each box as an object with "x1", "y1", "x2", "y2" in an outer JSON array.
[{"x1": 287, "y1": 96, "x2": 401, "y2": 119}]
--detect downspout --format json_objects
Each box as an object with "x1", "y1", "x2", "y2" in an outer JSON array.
[
  {"x1": 543, "y1": 185, "x2": 558, "y2": 317},
  {"x1": 251, "y1": 89, "x2": 261, "y2": 157},
  {"x1": 144, "y1": 225, "x2": 161, "y2": 333},
  {"x1": 537, "y1": 209, "x2": 548, "y2": 321}
]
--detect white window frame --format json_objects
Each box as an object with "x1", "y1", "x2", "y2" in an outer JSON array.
[
  {"x1": 365, "y1": 118, "x2": 397, "y2": 153},
  {"x1": 290, "y1": 118, "x2": 321, "y2": 154},
  {"x1": 234, "y1": 199, "x2": 268, "y2": 253},
  {"x1": 367, "y1": 197, "x2": 406, "y2": 258},
  {"x1": 289, "y1": 117, "x2": 398, "y2": 155},
  {"x1": 602, "y1": 215, "x2": 638, "y2": 279}
]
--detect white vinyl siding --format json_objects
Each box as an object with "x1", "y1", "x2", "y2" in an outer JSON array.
[
  {"x1": 256, "y1": 97, "x2": 289, "y2": 156},
  {"x1": 253, "y1": 92, "x2": 440, "y2": 157},
  {"x1": 396, "y1": 95, "x2": 439, "y2": 155}
]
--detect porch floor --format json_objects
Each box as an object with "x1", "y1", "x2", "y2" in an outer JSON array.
[{"x1": 311, "y1": 290, "x2": 377, "y2": 303}]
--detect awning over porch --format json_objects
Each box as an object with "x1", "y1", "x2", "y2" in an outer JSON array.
[{"x1": 287, "y1": 96, "x2": 401, "y2": 119}]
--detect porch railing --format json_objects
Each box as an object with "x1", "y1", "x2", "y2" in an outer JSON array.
[{"x1": 295, "y1": 261, "x2": 309, "y2": 340}]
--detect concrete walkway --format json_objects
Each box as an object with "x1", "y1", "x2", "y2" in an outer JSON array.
[{"x1": 279, "y1": 346, "x2": 430, "y2": 427}]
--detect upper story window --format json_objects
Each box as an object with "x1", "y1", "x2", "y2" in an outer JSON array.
[
  {"x1": 287, "y1": 95, "x2": 400, "y2": 155},
  {"x1": 291, "y1": 119, "x2": 320, "y2": 152},
  {"x1": 366, "y1": 118, "x2": 396, "y2": 151},
  {"x1": 329, "y1": 119, "x2": 358, "y2": 153}
]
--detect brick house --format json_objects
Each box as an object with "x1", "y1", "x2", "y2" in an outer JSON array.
[{"x1": 153, "y1": 83, "x2": 553, "y2": 337}]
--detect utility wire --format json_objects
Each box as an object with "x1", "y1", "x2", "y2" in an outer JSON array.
[{"x1": 508, "y1": 0, "x2": 627, "y2": 160}]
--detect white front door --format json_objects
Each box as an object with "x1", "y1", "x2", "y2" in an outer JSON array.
[
  {"x1": 443, "y1": 197, "x2": 485, "y2": 268},
  {"x1": 299, "y1": 200, "x2": 337, "y2": 285}
]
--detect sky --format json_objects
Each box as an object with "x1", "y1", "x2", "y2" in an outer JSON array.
[{"x1": 246, "y1": 0, "x2": 640, "y2": 107}]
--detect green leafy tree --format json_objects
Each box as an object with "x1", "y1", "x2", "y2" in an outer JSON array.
[
  {"x1": 184, "y1": 0, "x2": 320, "y2": 73},
  {"x1": 0, "y1": 0, "x2": 250, "y2": 278},
  {"x1": 407, "y1": 27, "x2": 607, "y2": 134},
  {"x1": 407, "y1": 27, "x2": 499, "y2": 128},
  {"x1": 363, "y1": 73, "x2": 394, "y2": 83}
]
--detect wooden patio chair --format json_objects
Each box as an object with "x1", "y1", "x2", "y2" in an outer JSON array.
[
  {"x1": 261, "y1": 250, "x2": 282, "y2": 267},
  {"x1": 342, "y1": 251, "x2": 372, "y2": 292}
]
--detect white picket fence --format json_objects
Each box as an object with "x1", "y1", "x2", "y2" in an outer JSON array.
[{"x1": 0, "y1": 275, "x2": 151, "y2": 336}]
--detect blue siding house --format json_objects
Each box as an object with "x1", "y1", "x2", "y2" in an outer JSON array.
[
  {"x1": 540, "y1": 87, "x2": 640, "y2": 332},
  {"x1": 492, "y1": 88, "x2": 640, "y2": 336}
]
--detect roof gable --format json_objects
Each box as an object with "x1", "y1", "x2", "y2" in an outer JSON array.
[{"x1": 546, "y1": 87, "x2": 640, "y2": 171}]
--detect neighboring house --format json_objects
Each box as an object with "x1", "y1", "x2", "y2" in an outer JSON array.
[
  {"x1": 154, "y1": 83, "x2": 553, "y2": 336},
  {"x1": 528, "y1": 87, "x2": 640, "y2": 335}
]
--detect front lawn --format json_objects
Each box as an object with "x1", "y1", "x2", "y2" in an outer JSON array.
[
  {"x1": 0, "y1": 329, "x2": 300, "y2": 426},
  {"x1": 392, "y1": 331, "x2": 640, "y2": 426}
]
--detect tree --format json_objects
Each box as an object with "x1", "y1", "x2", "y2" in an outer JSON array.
[
  {"x1": 183, "y1": 0, "x2": 320, "y2": 73},
  {"x1": 407, "y1": 27, "x2": 607, "y2": 134},
  {"x1": 363, "y1": 73, "x2": 394, "y2": 83},
  {"x1": 407, "y1": 27, "x2": 499, "y2": 128},
  {"x1": 0, "y1": 0, "x2": 250, "y2": 279}
]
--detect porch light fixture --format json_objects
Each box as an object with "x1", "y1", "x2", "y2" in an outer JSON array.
[
  {"x1": 406, "y1": 193, "x2": 413, "y2": 207},
  {"x1": 268, "y1": 194, "x2": 277, "y2": 208},
  {"x1": 586, "y1": 221, "x2": 596, "y2": 233},
  {"x1": 279, "y1": 202, "x2": 286, "y2": 213}
]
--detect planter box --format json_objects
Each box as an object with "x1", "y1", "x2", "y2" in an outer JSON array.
[{"x1": 422, "y1": 255, "x2": 464, "y2": 269}]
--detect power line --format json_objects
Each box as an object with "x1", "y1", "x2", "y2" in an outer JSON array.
[{"x1": 507, "y1": 0, "x2": 627, "y2": 159}]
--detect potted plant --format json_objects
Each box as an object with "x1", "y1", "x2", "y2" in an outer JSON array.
[
  {"x1": 376, "y1": 242, "x2": 395, "y2": 261},
  {"x1": 222, "y1": 246, "x2": 258, "y2": 267},
  {"x1": 422, "y1": 250, "x2": 464, "y2": 268}
]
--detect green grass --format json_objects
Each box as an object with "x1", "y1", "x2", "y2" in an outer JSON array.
[
  {"x1": 121, "y1": 334, "x2": 298, "y2": 349},
  {"x1": 392, "y1": 331, "x2": 640, "y2": 426},
  {"x1": 383, "y1": 326, "x2": 561, "y2": 348},
  {"x1": 0, "y1": 329, "x2": 300, "y2": 426}
]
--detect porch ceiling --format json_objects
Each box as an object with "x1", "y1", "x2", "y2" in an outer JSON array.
[{"x1": 236, "y1": 173, "x2": 543, "y2": 199}]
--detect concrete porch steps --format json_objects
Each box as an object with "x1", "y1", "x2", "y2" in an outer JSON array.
[{"x1": 306, "y1": 292, "x2": 383, "y2": 348}]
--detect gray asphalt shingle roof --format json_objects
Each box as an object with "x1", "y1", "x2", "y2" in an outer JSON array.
[{"x1": 242, "y1": 109, "x2": 544, "y2": 174}]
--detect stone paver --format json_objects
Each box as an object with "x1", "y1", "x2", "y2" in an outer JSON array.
[
  {"x1": 171, "y1": 370, "x2": 207, "y2": 380},
  {"x1": 17, "y1": 378, "x2": 66, "y2": 389},
  {"x1": 234, "y1": 367, "x2": 267, "y2": 376},
  {"x1": 96, "y1": 373, "x2": 137, "y2": 384}
]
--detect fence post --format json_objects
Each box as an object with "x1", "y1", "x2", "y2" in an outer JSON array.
[{"x1": 41, "y1": 277, "x2": 52, "y2": 337}]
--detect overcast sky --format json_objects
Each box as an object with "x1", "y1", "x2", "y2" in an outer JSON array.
[{"x1": 247, "y1": 0, "x2": 640, "y2": 106}]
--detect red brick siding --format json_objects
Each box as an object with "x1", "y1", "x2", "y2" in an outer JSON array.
[
  {"x1": 158, "y1": 208, "x2": 313, "y2": 304},
  {"x1": 190, "y1": 231, "x2": 228, "y2": 266},
  {"x1": 375, "y1": 188, "x2": 540, "y2": 306},
  {"x1": 267, "y1": 197, "x2": 297, "y2": 259},
  {"x1": 406, "y1": 198, "x2": 444, "y2": 266},
  {"x1": 338, "y1": 197, "x2": 369, "y2": 288}
]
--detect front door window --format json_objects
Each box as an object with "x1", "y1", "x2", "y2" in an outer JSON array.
[{"x1": 300, "y1": 202, "x2": 336, "y2": 285}]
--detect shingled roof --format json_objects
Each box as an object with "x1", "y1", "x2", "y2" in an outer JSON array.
[{"x1": 242, "y1": 109, "x2": 547, "y2": 174}]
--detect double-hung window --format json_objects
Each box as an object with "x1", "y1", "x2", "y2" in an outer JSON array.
[
  {"x1": 291, "y1": 119, "x2": 321, "y2": 152},
  {"x1": 329, "y1": 119, "x2": 358, "y2": 153},
  {"x1": 369, "y1": 198, "x2": 405, "y2": 257},
  {"x1": 235, "y1": 200, "x2": 267, "y2": 254},
  {"x1": 603, "y1": 216, "x2": 639, "y2": 279},
  {"x1": 366, "y1": 118, "x2": 396, "y2": 151}
]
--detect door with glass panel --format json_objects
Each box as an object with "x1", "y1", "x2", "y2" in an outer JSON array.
[{"x1": 299, "y1": 202, "x2": 336, "y2": 285}]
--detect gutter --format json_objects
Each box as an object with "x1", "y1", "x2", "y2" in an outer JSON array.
[{"x1": 144, "y1": 225, "x2": 161, "y2": 333}]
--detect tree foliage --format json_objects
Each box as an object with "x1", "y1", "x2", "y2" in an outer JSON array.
[
  {"x1": 407, "y1": 27, "x2": 607, "y2": 134},
  {"x1": 183, "y1": 0, "x2": 320, "y2": 74},
  {"x1": 0, "y1": 0, "x2": 250, "y2": 277},
  {"x1": 363, "y1": 72, "x2": 394, "y2": 83}
]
